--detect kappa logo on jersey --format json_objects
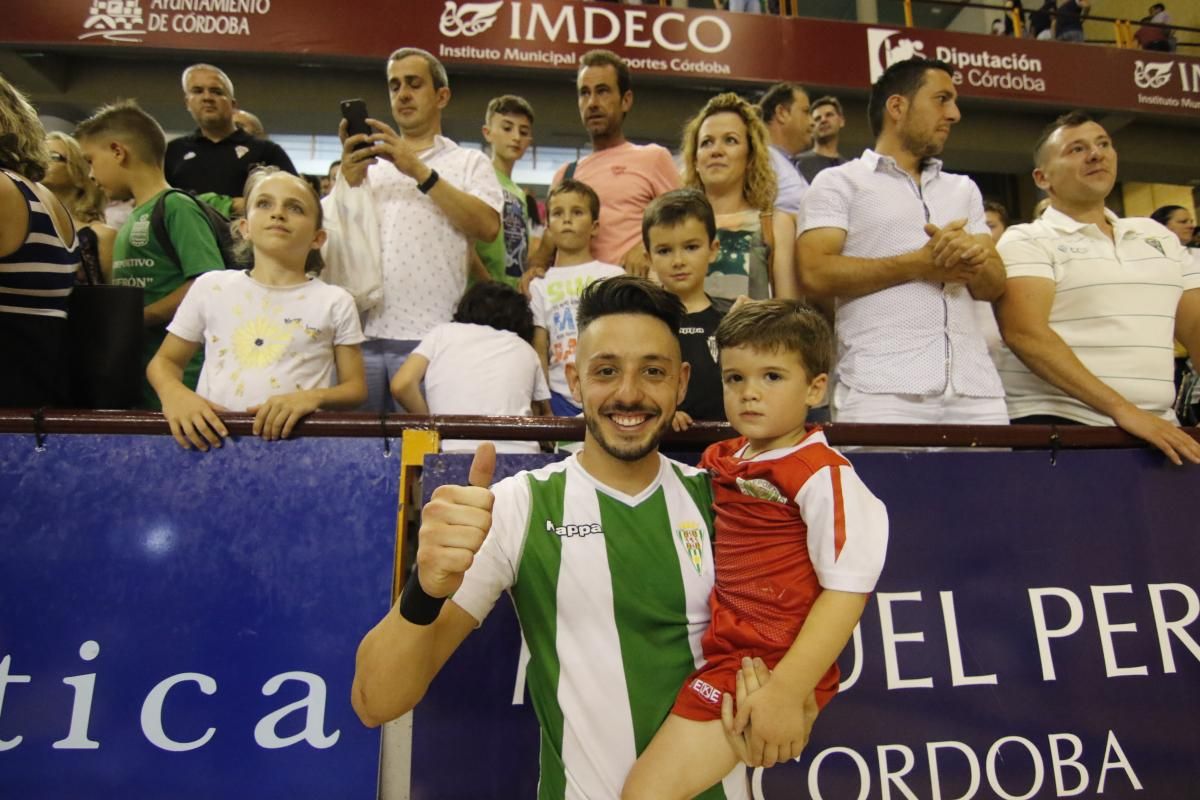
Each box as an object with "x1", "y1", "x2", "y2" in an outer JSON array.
[
  {"x1": 735, "y1": 477, "x2": 787, "y2": 504},
  {"x1": 545, "y1": 519, "x2": 604, "y2": 538},
  {"x1": 677, "y1": 522, "x2": 706, "y2": 575}
]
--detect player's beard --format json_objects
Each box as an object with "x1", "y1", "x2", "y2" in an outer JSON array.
[{"x1": 583, "y1": 401, "x2": 672, "y2": 463}]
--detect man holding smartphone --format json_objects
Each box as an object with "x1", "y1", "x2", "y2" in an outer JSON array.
[{"x1": 332, "y1": 47, "x2": 503, "y2": 412}]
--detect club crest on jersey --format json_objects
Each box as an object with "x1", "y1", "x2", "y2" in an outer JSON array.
[
  {"x1": 545, "y1": 519, "x2": 603, "y2": 538},
  {"x1": 736, "y1": 477, "x2": 787, "y2": 503},
  {"x1": 1145, "y1": 237, "x2": 1166, "y2": 257},
  {"x1": 677, "y1": 522, "x2": 706, "y2": 575}
]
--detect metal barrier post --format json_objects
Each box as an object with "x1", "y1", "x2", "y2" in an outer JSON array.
[
  {"x1": 393, "y1": 429, "x2": 440, "y2": 601},
  {"x1": 904, "y1": 0, "x2": 914, "y2": 28}
]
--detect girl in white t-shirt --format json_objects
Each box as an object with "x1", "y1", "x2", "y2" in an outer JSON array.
[
  {"x1": 390, "y1": 281, "x2": 550, "y2": 454},
  {"x1": 148, "y1": 168, "x2": 367, "y2": 450}
]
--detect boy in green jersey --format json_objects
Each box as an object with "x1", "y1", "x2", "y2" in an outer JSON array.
[
  {"x1": 471, "y1": 95, "x2": 536, "y2": 288},
  {"x1": 352, "y1": 277, "x2": 820, "y2": 799},
  {"x1": 76, "y1": 101, "x2": 224, "y2": 409}
]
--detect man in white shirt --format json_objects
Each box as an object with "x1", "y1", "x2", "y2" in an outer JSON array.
[
  {"x1": 797, "y1": 57, "x2": 1007, "y2": 424},
  {"x1": 995, "y1": 111, "x2": 1200, "y2": 465},
  {"x1": 335, "y1": 47, "x2": 503, "y2": 411}
]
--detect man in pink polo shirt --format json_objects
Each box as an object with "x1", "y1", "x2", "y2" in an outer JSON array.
[{"x1": 527, "y1": 49, "x2": 680, "y2": 281}]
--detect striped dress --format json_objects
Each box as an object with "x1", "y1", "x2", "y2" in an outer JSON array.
[{"x1": 0, "y1": 169, "x2": 79, "y2": 406}]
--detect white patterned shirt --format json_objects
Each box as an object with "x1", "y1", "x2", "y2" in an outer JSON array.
[
  {"x1": 359, "y1": 135, "x2": 503, "y2": 341},
  {"x1": 997, "y1": 208, "x2": 1200, "y2": 425},
  {"x1": 800, "y1": 149, "x2": 1004, "y2": 398}
]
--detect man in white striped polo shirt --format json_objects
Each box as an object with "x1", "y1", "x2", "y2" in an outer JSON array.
[
  {"x1": 994, "y1": 111, "x2": 1200, "y2": 466},
  {"x1": 797, "y1": 58, "x2": 1008, "y2": 425},
  {"x1": 351, "y1": 277, "x2": 816, "y2": 799}
]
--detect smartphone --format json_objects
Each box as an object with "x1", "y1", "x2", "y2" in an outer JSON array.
[{"x1": 340, "y1": 98, "x2": 372, "y2": 151}]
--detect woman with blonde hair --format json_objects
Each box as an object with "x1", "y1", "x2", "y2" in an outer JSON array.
[
  {"x1": 681, "y1": 91, "x2": 797, "y2": 301},
  {"x1": 0, "y1": 74, "x2": 79, "y2": 406},
  {"x1": 43, "y1": 131, "x2": 116, "y2": 283}
]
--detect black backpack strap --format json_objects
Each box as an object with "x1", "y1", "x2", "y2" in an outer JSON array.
[
  {"x1": 563, "y1": 160, "x2": 578, "y2": 181},
  {"x1": 149, "y1": 188, "x2": 192, "y2": 269}
]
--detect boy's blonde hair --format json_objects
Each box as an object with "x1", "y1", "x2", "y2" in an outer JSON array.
[
  {"x1": 74, "y1": 100, "x2": 167, "y2": 167},
  {"x1": 716, "y1": 299, "x2": 831, "y2": 377}
]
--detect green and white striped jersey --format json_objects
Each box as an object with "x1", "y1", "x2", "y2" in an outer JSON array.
[{"x1": 453, "y1": 453, "x2": 748, "y2": 800}]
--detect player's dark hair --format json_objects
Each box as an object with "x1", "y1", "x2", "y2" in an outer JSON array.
[
  {"x1": 576, "y1": 275, "x2": 684, "y2": 338},
  {"x1": 453, "y1": 282, "x2": 535, "y2": 343}
]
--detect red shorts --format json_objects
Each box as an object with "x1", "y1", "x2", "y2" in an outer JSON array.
[{"x1": 671, "y1": 594, "x2": 839, "y2": 721}]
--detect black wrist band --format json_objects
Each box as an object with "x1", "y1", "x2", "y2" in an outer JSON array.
[
  {"x1": 417, "y1": 169, "x2": 439, "y2": 194},
  {"x1": 399, "y1": 569, "x2": 446, "y2": 625}
]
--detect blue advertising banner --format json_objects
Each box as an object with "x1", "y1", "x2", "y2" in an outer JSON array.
[
  {"x1": 0, "y1": 433, "x2": 400, "y2": 799},
  {"x1": 413, "y1": 449, "x2": 1200, "y2": 799}
]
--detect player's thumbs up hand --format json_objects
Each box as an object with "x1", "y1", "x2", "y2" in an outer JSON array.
[
  {"x1": 468, "y1": 441, "x2": 496, "y2": 488},
  {"x1": 416, "y1": 442, "x2": 497, "y2": 599}
]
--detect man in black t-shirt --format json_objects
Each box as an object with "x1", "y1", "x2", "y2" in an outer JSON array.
[{"x1": 164, "y1": 63, "x2": 296, "y2": 213}]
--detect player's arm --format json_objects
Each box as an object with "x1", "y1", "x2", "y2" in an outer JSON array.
[
  {"x1": 998, "y1": 276, "x2": 1200, "y2": 465},
  {"x1": 352, "y1": 598, "x2": 479, "y2": 727},
  {"x1": 352, "y1": 446, "x2": 499, "y2": 726}
]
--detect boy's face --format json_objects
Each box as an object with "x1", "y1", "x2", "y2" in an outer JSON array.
[
  {"x1": 78, "y1": 137, "x2": 131, "y2": 201},
  {"x1": 720, "y1": 344, "x2": 827, "y2": 453},
  {"x1": 647, "y1": 218, "x2": 718, "y2": 298},
  {"x1": 483, "y1": 112, "x2": 533, "y2": 165},
  {"x1": 547, "y1": 191, "x2": 597, "y2": 254}
]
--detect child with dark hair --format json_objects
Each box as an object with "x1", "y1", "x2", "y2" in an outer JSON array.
[
  {"x1": 623, "y1": 299, "x2": 888, "y2": 800},
  {"x1": 390, "y1": 281, "x2": 550, "y2": 453}
]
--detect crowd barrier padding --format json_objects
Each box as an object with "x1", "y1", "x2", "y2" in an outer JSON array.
[
  {"x1": 414, "y1": 448, "x2": 1200, "y2": 800},
  {"x1": 1, "y1": 412, "x2": 1198, "y2": 799},
  {"x1": 0, "y1": 428, "x2": 400, "y2": 799}
]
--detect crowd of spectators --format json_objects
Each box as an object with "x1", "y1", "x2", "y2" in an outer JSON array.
[{"x1": 0, "y1": 42, "x2": 1197, "y2": 459}]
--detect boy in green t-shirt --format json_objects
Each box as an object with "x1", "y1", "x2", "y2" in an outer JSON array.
[
  {"x1": 470, "y1": 95, "x2": 535, "y2": 288},
  {"x1": 76, "y1": 100, "x2": 224, "y2": 409}
]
